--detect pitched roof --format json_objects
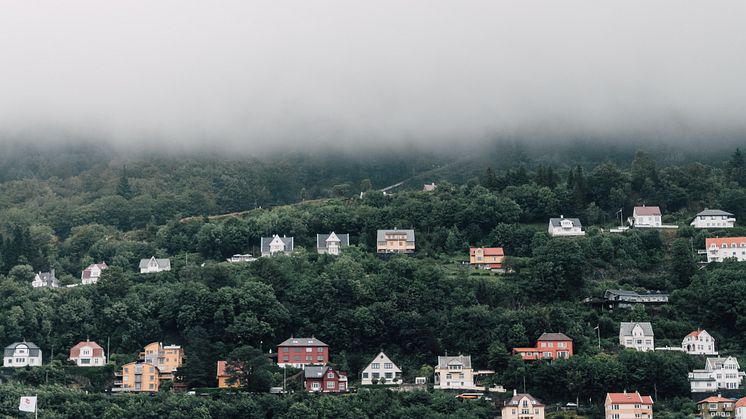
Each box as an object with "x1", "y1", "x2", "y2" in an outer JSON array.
[
  {"x1": 634, "y1": 206, "x2": 662, "y2": 216},
  {"x1": 537, "y1": 332, "x2": 572, "y2": 342},
  {"x1": 437, "y1": 355, "x2": 472, "y2": 369},
  {"x1": 277, "y1": 337, "x2": 328, "y2": 347},
  {"x1": 549, "y1": 217, "x2": 582, "y2": 227},
  {"x1": 261, "y1": 235, "x2": 294, "y2": 253},
  {"x1": 365, "y1": 351, "x2": 402, "y2": 372},
  {"x1": 686, "y1": 329, "x2": 709, "y2": 338},
  {"x1": 4, "y1": 341, "x2": 41, "y2": 357},
  {"x1": 504, "y1": 393, "x2": 544, "y2": 407},
  {"x1": 705, "y1": 237, "x2": 746, "y2": 248},
  {"x1": 138, "y1": 257, "x2": 170, "y2": 269},
  {"x1": 619, "y1": 322, "x2": 654, "y2": 337},
  {"x1": 697, "y1": 396, "x2": 735, "y2": 404},
  {"x1": 607, "y1": 392, "x2": 653, "y2": 405},
  {"x1": 317, "y1": 233, "x2": 350, "y2": 249},
  {"x1": 69, "y1": 340, "x2": 105, "y2": 358},
  {"x1": 377, "y1": 229, "x2": 415, "y2": 242},
  {"x1": 706, "y1": 356, "x2": 740, "y2": 370},
  {"x1": 696, "y1": 209, "x2": 734, "y2": 217},
  {"x1": 469, "y1": 247, "x2": 504, "y2": 257},
  {"x1": 736, "y1": 397, "x2": 746, "y2": 408}
]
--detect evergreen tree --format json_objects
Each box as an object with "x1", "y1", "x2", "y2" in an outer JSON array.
[{"x1": 116, "y1": 166, "x2": 133, "y2": 199}]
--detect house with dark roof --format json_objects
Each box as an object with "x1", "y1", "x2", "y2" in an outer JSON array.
[
  {"x1": 31, "y1": 270, "x2": 58, "y2": 288},
  {"x1": 548, "y1": 216, "x2": 585, "y2": 237},
  {"x1": 512, "y1": 333, "x2": 573, "y2": 361},
  {"x1": 502, "y1": 391, "x2": 545, "y2": 419},
  {"x1": 69, "y1": 339, "x2": 106, "y2": 367},
  {"x1": 3, "y1": 341, "x2": 42, "y2": 367},
  {"x1": 261, "y1": 235, "x2": 294, "y2": 257},
  {"x1": 376, "y1": 229, "x2": 415, "y2": 253},
  {"x1": 692, "y1": 209, "x2": 736, "y2": 229},
  {"x1": 619, "y1": 322, "x2": 655, "y2": 352},
  {"x1": 602, "y1": 289, "x2": 669, "y2": 308},
  {"x1": 303, "y1": 365, "x2": 348, "y2": 393},
  {"x1": 316, "y1": 232, "x2": 350, "y2": 255},
  {"x1": 139, "y1": 257, "x2": 171, "y2": 274},
  {"x1": 276, "y1": 337, "x2": 329, "y2": 368},
  {"x1": 82, "y1": 262, "x2": 108, "y2": 285}
]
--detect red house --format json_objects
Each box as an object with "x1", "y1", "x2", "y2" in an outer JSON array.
[
  {"x1": 303, "y1": 365, "x2": 348, "y2": 393},
  {"x1": 276, "y1": 336, "x2": 329, "y2": 368},
  {"x1": 512, "y1": 332, "x2": 573, "y2": 361}
]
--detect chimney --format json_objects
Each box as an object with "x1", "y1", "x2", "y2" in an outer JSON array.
[{"x1": 513, "y1": 389, "x2": 517, "y2": 396}]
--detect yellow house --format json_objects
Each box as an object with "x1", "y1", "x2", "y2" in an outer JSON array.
[
  {"x1": 140, "y1": 342, "x2": 184, "y2": 380},
  {"x1": 217, "y1": 360, "x2": 241, "y2": 389},
  {"x1": 469, "y1": 247, "x2": 505, "y2": 269},
  {"x1": 114, "y1": 361, "x2": 160, "y2": 392},
  {"x1": 376, "y1": 229, "x2": 415, "y2": 253}
]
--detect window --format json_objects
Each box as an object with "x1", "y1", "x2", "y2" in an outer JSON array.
[
  {"x1": 384, "y1": 363, "x2": 393, "y2": 369},
  {"x1": 306, "y1": 356, "x2": 312, "y2": 361},
  {"x1": 373, "y1": 373, "x2": 380, "y2": 378},
  {"x1": 318, "y1": 347, "x2": 324, "y2": 353},
  {"x1": 306, "y1": 348, "x2": 312, "y2": 352},
  {"x1": 149, "y1": 384, "x2": 154, "y2": 390},
  {"x1": 362, "y1": 372, "x2": 368, "y2": 378},
  {"x1": 283, "y1": 356, "x2": 289, "y2": 362},
  {"x1": 312, "y1": 382, "x2": 320, "y2": 389},
  {"x1": 283, "y1": 347, "x2": 288, "y2": 352},
  {"x1": 294, "y1": 356, "x2": 301, "y2": 361},
  {"x1": 385, "y1": 372, "x2": 393, "y2": 378},
  {"x1": 317, "y1": 356, "x2": 324, "y2": 361},
  {"x1": 328, "y1": 372, "x2": 335, "y2": 378},
  {"x1": 372, "y1": 363, "x2": 380, "y2": 369},
  {"x1": 446, "y1": 373, "x2": 452, "y2": 379},
  {"x1": 294, "y1": 347, "x2": 301, "y2": 352},
  {"x1": 327, "y1": 381, "x2": 335, "y2": 389}
]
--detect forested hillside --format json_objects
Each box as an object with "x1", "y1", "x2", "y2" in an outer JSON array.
[{"x1": 2, "y1": 143, "x2": 746, "y2": 418}]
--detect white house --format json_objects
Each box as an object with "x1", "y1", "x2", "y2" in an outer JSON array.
[
  {"x1": 703, "y1": 237, "x2": 746, "y2": 263},
  {"x1": 629, "y1": 205, "x2": 662, "y2": 228},
  {"x1": 682, "y1": 329, "x2": 718, "y2": 355},
  {"x1": 547, "y1": 216, "x2": 585, "y2": 237},
  {"x1": 689, "y1": 356, "x2": 745, "y2": 392},
  {"x1": 361, "y1": 351, "x2": 402, "y2": 385},
  {"x1": 691, "y1": 209, "x2": 736, "y2": 229},
  {"x1": 434, "y1": 355, "x2": 478, "y2": 390},
  {"x1": 31, "y1": 270, "x2": 58, "y2": 288},
  {"x1": 139, "y1": 257, "x2": 171, "y2": 274},
  {"x1": 226, "y1": 254, "x2": 256, "y2": 263},
  {"x1": 736, "y1": 397, "x2": 746, "y2": 419},
  {"x1": 502, "y1": 391, "x2": 545, "y2": 419},
  {"x1": 3, "y1": 341, "x2": 42, "y2": 367},
  {"x1": 619, "y1": 322, "x2": 655, "y2": 352},
  {"x1": 81, "y1": 262, "x2": 108, "y2": 285},
  {"x1": 68, "y1": 340, "x2": 107, "y2": 367},
  {"x1": 316, "y1": 232, "x2": 350, "y2": 255},
  {"x1": 260, "y1": 235, "x2": 294, "y2": 257}
]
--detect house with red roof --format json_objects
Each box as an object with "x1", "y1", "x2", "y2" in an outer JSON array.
[
  {"x1": 697, "y1": 395, "x2": 735, "y2": 419},
  {"x1": 682, "y1": 329, "x2": 717, "y2": 355},
  {"x1": 469, "y1": 247, "x2": 505, "y2": 270},
  {"x1": 735, "y1": 397, "x2": 746, "y2": 419},
  {"x1": 629, "y1": 205, "x2": 662, "y2": 228},
  {"x1": 69, "y1": 340, "x2": 106, "y2": 367},
  {"x1": 604, "y1": 391, "x2": 653, "y2": 419},
  {"x1": 512, "y1": 333, "x2": 573, "y2": 361},
  {"x1": 703, "y1": 237, "x2": 746, "y2": 263}
]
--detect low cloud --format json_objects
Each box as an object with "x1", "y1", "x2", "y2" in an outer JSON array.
[{"x1": 0, "y1": 0, "x2": 744, "y2": 150}]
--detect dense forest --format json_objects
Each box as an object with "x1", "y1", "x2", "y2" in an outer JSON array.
[{"x1": 2, "y1": 141, "x2": 746, "y2": 418}]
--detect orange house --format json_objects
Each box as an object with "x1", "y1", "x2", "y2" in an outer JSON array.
[
  {"x1": 605, "y1": 391, "x2": 653, "y2": 419},
  {"x1": 216, "y1": 360, "x2": 241, "y2": 389},
  {"x1": 513, "y1": 333, "x2": 573, "y2": 361},
  {"x1": 469, "y1": 247, "x2": 505, "y2": 269},
  {"x1": 113, "y1": 361, "x2": 160, "y2": 392},
  {"x1": 140, "y1": 342, "x2": 184, "y2": 380}
]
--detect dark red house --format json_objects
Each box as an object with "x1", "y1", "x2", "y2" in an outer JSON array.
[
  {"x1": 276, "y1": 336, "x2": 329, "y2": 368},
  {"x1": 303, "y1": 365, "x2": 348, "y2": 393}
]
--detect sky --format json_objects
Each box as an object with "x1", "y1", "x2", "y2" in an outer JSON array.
[{"x1": 0, "y1": 1, "x2": 745, "y2": 150}]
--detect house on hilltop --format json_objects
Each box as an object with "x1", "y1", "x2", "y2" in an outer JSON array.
[
  {"x1": 702, "y1": 237, "x2": 746, "y2": 263},
  {"x1": 261, "y1": 235, "x2": 294, "y2": 257},
  {"x1": 691, "y1": 209, "x2": 736, "y2": 229},
  {"x1": 31, "y1": 270, "x2": 58, "y2": 288},
  {"x1": 82, "y1": 262, "x2": 108, "y2": 285},
  {"x1": 502, "y1": 391, "x2": 545, "y2": 419},
  {"x1": 316, "y1": 232, "x2": 350, "y2": 255},
  {"x1": 689, "y1": 356, "x2": 745, "y2": 392},
  {"x1": 303, "y1": 365, "x2": 348, "y2": 393},
  {"x1": 619, "y1": 322, "x2": 655, "y2": 352},
  {"x1": 69, "y1": 339, "x2": 106, "y2": 367},
  {"x1": 361, "y1": 351, "x2": 402, "y2": 385},
  {"x1": 139, "y1": 257, "x2": 171, "y2": 273},
  {"x1": 683, "y1": 329, "x2": 717, "y2": 355},
  {"x1": 3, "y1": 341, "x2": 42, "y2": 367},
  {"x1": 512, "y1": 332, "x2": 573, "y2": 361},
  {"x1": 548, "y1": 216, "x2": 585, "y2": 237},
  {"x1": 276, "y1": 336, "x2": 329, "y2": 368},
  {"x1": 376, "y1": 229, "x2": 415, "y2": 254},
  {"x1": 604, "y1": 391, "x2": 653, "y2": 419}
]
